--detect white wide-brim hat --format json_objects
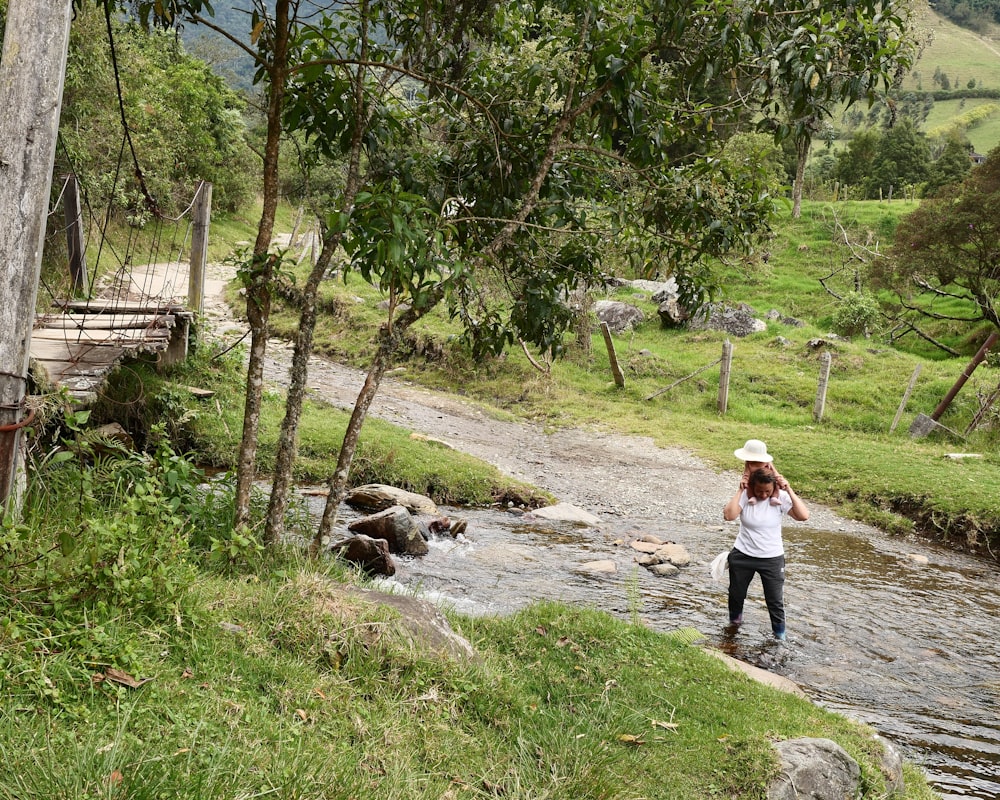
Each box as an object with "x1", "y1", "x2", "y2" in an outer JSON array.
[{"x1": 733, "y1": 439, "x2": 773, "y2": 462}]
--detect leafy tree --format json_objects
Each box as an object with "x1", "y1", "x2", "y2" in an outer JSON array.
[
  {"x1": 865, "y1": 118, "x2": 931, "y2": 199},
  {"x1": 754, "y1": 0, "x2": 918, "y2": 217},
  {"x1": 244, "y1": 0, "x2": 928, "y2": 549},
  {"x1": 923, "y1": 134, "x2": 972, "y2": 197},
  {"x1": 834, "y1": 128, "x2": 882, "y2": 189},
  {"x1": 881, "y1": 146, "x2": 1000, "y2": 339},
  {"x1": 720, "y1": 133, "x2": 789, "y2": 196},
  {"x1": 263, "y1": 0, "x2": 783, "y2": 547}
]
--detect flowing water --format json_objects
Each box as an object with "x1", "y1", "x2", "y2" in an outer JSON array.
[{"x1": 336, "y1": 502, "x2": 1000, "y2": 799}]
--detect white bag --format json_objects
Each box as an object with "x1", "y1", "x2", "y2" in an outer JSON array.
[{"x1": 709, "y1": 550, "x2": 730, "y2": 584}]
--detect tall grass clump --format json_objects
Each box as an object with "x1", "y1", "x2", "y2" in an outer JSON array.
[{"x1": 2, "y1": 419, "x2": 201, "y2": 706}]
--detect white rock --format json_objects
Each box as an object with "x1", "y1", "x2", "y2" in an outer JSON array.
[{"x1": 530, "y1": 503, "x2": 600, "y2": 525}]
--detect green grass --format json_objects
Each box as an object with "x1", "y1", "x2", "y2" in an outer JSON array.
[{"x1": 0, "y1": 560, "x2": 938, "y2": 799}]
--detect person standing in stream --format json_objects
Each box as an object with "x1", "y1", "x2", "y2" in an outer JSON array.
[{"x1": 723, "y1": 465, "x2": 809, "y2": 641}]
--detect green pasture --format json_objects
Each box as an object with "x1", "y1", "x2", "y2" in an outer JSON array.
[{"x1": 902, "y1": 6, "x2": 1000, "y2": 94}]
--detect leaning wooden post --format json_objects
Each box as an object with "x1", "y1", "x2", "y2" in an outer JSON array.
[
  {"x1": 813, "y1": 351, "x2": 832, "y2": 422},
  {"x1": 890, "y1": 363, "x2": 922, "y2": 433},
  {"x1": 63, "y1": 173, "x2": 88, "y2": 297},
  {"x1": 930, "y1": 331, "x2": 998, "y2": 421},
  {"x1": 187, "y1": 181, "x2": 212, "y2": 316},
  {"x1": 717, "y1": 339, "x2": 732, "y2": 414},
  {"x1": 600, "y1": 322, "x2": 625, "y2": 388},
  {"x1": 0, "y1": 0, "x2": 74, "y2": 507}
]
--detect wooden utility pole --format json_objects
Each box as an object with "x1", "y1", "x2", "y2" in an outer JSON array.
[{"x1": 0, "y1": 0, "x2": 74, "y2": 506}]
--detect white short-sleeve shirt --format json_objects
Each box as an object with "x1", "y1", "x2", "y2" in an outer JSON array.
[{"x1": 733, "y1": 489, "x2": 792, "y2": 558}]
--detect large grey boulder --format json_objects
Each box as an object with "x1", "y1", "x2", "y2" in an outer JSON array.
[
  {"x1": 529, "y1": 502, "x2": 601, "y2": 526},
  {"x1": 594, "y1": 300, "x2": 645, "y2": 333},
  {"x1": 348, "y1": 504, "x2": 429, "y2": 556},
  {"x1": 767, "y1": 738, "x2": 861, "y2": 800},
  {"x1": 688, "y1": 302, "x2": 766, "y2": 337},
  {"x1": 344, "y1": 483, "x2": 438, "y2": 515},
  {"x1": 650, "y1": 277, "x2": 692, "y2": 327}
]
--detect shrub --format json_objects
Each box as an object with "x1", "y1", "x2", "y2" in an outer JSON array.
[{"x1": 832, "y1": 290, "x2": 883, "y2": 338}]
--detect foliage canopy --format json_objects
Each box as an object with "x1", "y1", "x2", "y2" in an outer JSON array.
[{"x1": 883, "y1": 145, "x2": 1000, "y2": 333}]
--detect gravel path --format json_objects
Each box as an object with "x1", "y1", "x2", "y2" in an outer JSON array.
[{"x1": 196, "y1": 257, "x2": 877, "y2": 537}]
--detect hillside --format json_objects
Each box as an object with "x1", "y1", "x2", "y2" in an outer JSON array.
[{"x1": 899, "y1": 0, "x2": 1000, "y2": 152}]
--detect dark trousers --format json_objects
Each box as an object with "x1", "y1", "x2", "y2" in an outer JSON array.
[{"x1": 728, "y1": 548, "x2": 786, "y2": 634}]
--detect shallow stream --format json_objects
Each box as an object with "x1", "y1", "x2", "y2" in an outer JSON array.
[{"x1": 343, "y1": 502, "x2": 1000, "y2": 799}]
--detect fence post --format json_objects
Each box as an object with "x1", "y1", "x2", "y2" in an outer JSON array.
[
  {"x1": 63, "y1": 173, "x2": 88, "y2": 296},
  {"x1": 718, "y1": 339, "x2": 732, "y2": 414},
  {"x1": 600, "y1": 322, "x2": 625, "y2": 388},
  {"x1": 188, "y1": 181, "x2": 212, "y2": 316},
  {"x1": 890, "y1": 364, "x2": 922, "y2": 433},
  {"x1": 813, "y1": 351, "x2": 832, "y2": 422}
]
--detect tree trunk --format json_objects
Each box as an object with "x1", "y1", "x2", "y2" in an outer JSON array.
[
  {"x1": 233, "y1": 0, "x2": 291, "y2": 532},
  {"x1": 0, "y1": 0, "x2": 73, "y2": 507},
  {"x1": 313, "y1": 326, "x2": 394, "y2": 552},
  {"x1": 791, "y1": 134, "x2": 810, "y2": 219},
  {"x1": 264, "y1": 7, "x2": 370, "y2": 546},
  {"x1": 311, "y1": 296, "x2": 438, "y2": 552},
  {"x1": 263, "y1": 248, "x2": 325, "y2": 545}
]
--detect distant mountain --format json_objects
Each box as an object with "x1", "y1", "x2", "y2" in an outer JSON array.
[
  {"x1": 179, "y1": 1, "x2": 276, "y2": 93},
  {"x1": 931, "y1": 0, "x2": 1000, "y2": 32}
]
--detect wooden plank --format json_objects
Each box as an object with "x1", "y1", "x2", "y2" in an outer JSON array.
[
  {"x1": 35, "y1": 313, "x2": 176, "y2": 331},
  {"x1": 32, "y1": 327, "x2": 171, "y2": 343},
  {"x1": 56, "y1": 299, "x2": 187, "y2": 314}
]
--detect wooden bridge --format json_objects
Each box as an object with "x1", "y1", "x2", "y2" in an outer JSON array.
[
  {"x1": 28, "y1": 182, "x2": 212, "y2": 405},
  {"x1": 30, "y1": 297, "x2": 193, "y2": 404}
]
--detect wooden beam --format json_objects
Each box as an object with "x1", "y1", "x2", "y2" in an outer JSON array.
[
  {"x1": 56, "y1": 299, "x2": 187, "y2": 314},
  {"x1": 36, "y1": 313, "x2": 177, "y2": 331},
  {"x1": 0, "y1": 0, "x2": 74, "y2": 504}
]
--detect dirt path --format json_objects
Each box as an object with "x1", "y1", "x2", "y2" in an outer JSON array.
[{"x1": 197, "y1": 259, "x2": 875, "y2": 537}]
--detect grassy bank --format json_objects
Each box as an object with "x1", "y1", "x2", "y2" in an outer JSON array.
[{"x1": 0, "y1": 533, "x2": 936, "y2": 799}]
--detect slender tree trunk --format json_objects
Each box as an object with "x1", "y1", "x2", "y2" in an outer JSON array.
[
  {"x1": 311, "y1": 295, "x2": 439, "y2": 551},
  {"x1": 791, "y1": 134, "x2": 810, "y2": 219},
  {"x1": 313, "y1": 328, "x2": 394, "y2": 552},
  {"x1": 233, "y1": 0, "x2": 291, "y2": 531},
  {"x1": 264, "y1": 4, "x2": 370, "y2": 545},
  {"x1": 262, "y1": 246, "x2": 328, "y2": 545}
]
